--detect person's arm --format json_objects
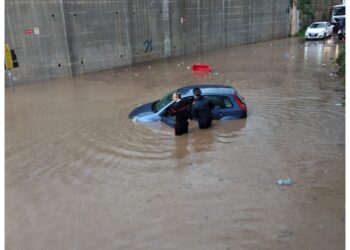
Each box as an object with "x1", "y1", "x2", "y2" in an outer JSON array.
[{"x1": 164, "y1": 103, "x2": 175, "y2": 116}]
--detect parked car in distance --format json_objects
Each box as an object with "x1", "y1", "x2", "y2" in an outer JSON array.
[
  {"x1": 128, "y1": 84, "x2": 247, "y2": 127},
  {"x1": 305, "y1": 22, "x2": 333, "y2": 40}
]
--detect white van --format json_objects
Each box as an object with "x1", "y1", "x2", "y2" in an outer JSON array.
[{"x1": 331, "y1": 4, "x2": 345, "y2": 31}]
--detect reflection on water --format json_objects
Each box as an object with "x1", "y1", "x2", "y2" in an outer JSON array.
[
  {"x1": 174, "y1": 135, "x2": 190, "y2": 159},
  {"x1": 304, "y1": 36, "x2": 339, "y2": 64},
  {"x1": 6, "y1": 37, "x2": 344, "y2": 250}
]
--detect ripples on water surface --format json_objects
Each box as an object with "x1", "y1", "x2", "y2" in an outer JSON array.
[{"x1": 6, "y1": 37, "x2": 344, "y2": 250}]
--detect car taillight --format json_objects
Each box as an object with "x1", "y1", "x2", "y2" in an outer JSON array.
[{"x1": 233, "y1": 95, "x2": 247, "y2": 112}]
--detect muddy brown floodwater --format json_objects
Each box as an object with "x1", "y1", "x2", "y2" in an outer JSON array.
[{"x1": 5, "y1": 37, "x2": 345, "y2": 250}]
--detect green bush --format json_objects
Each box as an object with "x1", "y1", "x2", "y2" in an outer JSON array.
[
  {"x1": 336, "y1": 44, "x2": 345, "y2": 77},
  {"x1": 298, "y1": 0, "x2": 314, "y2": 27},
  {"x1": 295, "y1": 26, "x2": 307, "y2": 37}
]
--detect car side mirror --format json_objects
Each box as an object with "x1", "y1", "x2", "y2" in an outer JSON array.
[{"x1": 331, "y1": 25, "x2": 334, "y2": 28}]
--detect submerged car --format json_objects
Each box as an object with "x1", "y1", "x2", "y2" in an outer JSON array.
[
  {"x1": 128, "y1": 84, "x2": 247, "y2": 127},
  {"x1": 305, "y1": 22, "x2": 333, "y2": 40}
]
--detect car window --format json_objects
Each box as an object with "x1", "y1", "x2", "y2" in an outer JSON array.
[
  {"x1": 223, "y1": 96, "x2": 233, "y2": 108},
  {"x1": 207, "y1": 96, "x2": 233, "y2": 109},
  {"x1": 154, "y1": 91, "x2": 173, "y2": 112},
  {"x1": 333, "y1": 6, "x2": 345, "y2": 16},
  {"x1": 310, "y1": 23, "x2": 325, "y2": 28}
]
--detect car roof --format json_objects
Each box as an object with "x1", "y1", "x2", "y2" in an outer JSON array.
[
  {"x1": 177, "y1": 84, "x2": 236, "y2": 96},
  {"x1": 334, "y1": 4, "x2": 345, "y2": 8},
  {"x1": 311, "y1": 22, "x2": 328, "y2": 24}
]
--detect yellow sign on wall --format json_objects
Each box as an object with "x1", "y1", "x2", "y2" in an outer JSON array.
[{"x1": 5, "y1": 44, "x2": 13, "y2": 70}]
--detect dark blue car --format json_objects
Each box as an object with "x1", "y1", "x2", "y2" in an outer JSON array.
[{"x1": 128, "y1": 84, "x2": 247, "y2": 127}]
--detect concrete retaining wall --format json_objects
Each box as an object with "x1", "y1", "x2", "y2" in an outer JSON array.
[{"x1": 5, "y1": 0, "x2": 290, "y2": 83}]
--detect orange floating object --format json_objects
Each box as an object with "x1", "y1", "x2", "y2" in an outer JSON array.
[{"x1": 192, "y1": 63, "x2": 212, "y2": 72}]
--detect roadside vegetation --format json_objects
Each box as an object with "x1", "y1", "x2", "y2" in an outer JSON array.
[
  {"x1": 336, "y1": 44, "x2": 345, "y2": 77},
  {"x1": 298, "y1": 0, "x2": 314, "y2": 29},
  {"x1": 289, "y1": 0, "x2": 314, "y2": 37},
  {"x1": 294, "y1": 27, "x2": 307, "y2": 37}
]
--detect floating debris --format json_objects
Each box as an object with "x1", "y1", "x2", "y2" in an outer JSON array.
[{"x1": 277, "y1": 178, "x2": 294, "y2": 185}]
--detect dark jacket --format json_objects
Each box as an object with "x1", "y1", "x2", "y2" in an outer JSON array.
[
  {"x1": 168, "y1": 99, "x2": 191, "y2": 122},
  {"x1": 191, "y1": 96, "x2": 214, "y2": 126}
]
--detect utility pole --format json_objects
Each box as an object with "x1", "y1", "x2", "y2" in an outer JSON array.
[{"x1": 290, "y1": 0, "x2": 300, "y2": 35}]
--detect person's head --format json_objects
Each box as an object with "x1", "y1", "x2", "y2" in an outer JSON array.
[
  {"x1": 172, "y1": 92, "x2": 181, "y2": 101},
  {"x1": 193, "y1": 87, "x2": 202, "y2": 99}
]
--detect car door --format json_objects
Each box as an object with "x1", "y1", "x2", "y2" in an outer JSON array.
[
  {"x1": 160, "y1": 102, "x2": 176, "y2": 127},
  {"x1": 160, "y1": 96, "x2": 193, "y2": 127},
  {"x1": 207, "y1": 95, "x2": 235, "y2": 120}
]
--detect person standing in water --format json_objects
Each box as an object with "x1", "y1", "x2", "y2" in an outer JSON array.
[
  {"x1": 167, "y1": 92, "x2": 191, "y2": 136},
  {"x1": 191, "y1": 87, "x2": 214, "y2": 129}
]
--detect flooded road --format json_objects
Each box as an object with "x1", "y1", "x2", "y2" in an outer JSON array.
[{"x1": 6, "y1": 37, "x2": 345, "y2": 250}]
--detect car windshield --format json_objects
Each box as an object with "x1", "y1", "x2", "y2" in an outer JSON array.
[
  {"x1": 333, "y1": 6, "x2": 345, "y2": 15},
  {"x1": 309, "y1": 23, "x2": 326, "y2": 28},
  {"x1": 154, "y1": 91, "x2": 174, "y2": 112}
]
